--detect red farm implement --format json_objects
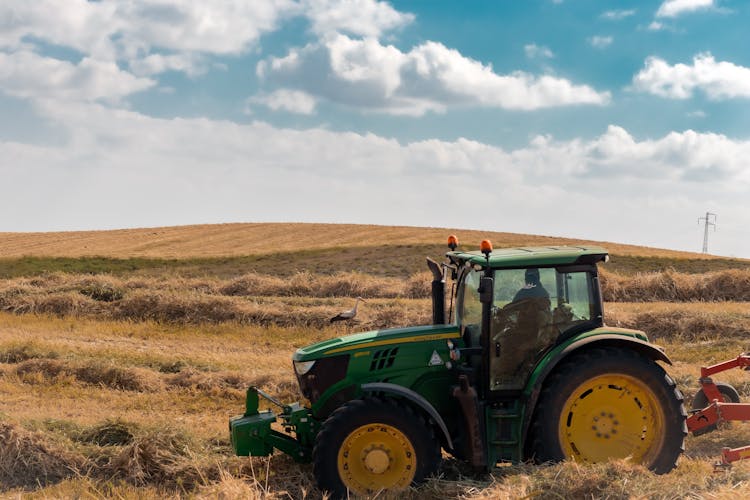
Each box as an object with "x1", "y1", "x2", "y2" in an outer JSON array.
[{"x1": 687, "y1": 354, "x2": 750, "y2": 466}]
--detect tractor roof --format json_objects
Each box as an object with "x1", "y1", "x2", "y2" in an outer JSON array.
[{"x1": 447, "y1": 245, "x2": 608, "y2": 268}]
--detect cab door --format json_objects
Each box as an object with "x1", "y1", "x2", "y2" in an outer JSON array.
[{"x1": 488, "y1": 266, "x2": 601, "y2": 392}]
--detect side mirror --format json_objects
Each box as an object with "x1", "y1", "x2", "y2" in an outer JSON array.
[{"x1": 478, "y1": 276, "x2": 494, "y2": 304}]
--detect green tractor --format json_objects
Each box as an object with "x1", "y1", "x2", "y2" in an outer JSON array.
[{"x1": 229, "y1": 238, "x2": 687, "y2": 497}]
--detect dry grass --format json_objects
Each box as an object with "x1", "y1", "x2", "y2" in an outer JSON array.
[
  {"x1": 606, "y1": 302, "x2": 750, "y2": 342},
  {"x1": 0, "y1": 310, "x2": 749, "y2": 498},
  {"x1": 0, "y1": 422, "x2": 88, "y2": 489},
  {"x1": 601, "y1": 268, "x2": 750, "y2": 302},
  {"x1": 0, "y1": 271, "x2": 434, "y2": 329},
  {"x1": 0, "y1": 222, "x2": 724, "y2": 259},
  {"x1": 1, "y1": 269, "x2": 750, "y2": 334},
  {"x1": 0, "y1": 292, "x2": 750, "y2": 499}
]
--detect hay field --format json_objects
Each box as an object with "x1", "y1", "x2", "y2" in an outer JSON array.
[
  {"x1": 0, "y1": 222, "x2": 733, "y2": 259},
  {"x1": 0, "y1": 223, "x2": 749, "y2": 498}
]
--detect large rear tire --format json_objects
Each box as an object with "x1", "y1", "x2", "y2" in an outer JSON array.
[
  {"x1": 313, "y1": 398, "x2": 441, "y2": 498},
  {"x1": 529, "y1": 347, "x2": 686, "y2": 473}
]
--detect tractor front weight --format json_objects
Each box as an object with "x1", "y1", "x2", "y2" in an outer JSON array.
[{"x1": 230, "y1": 387, "x2": 316, "y2": 463}]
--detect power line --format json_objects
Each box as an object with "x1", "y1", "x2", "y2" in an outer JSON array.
[{"x1": 698, "y1": 211, "x2": 717, "y2": 254}]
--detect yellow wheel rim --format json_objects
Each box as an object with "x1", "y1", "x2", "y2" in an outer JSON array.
[
  {"x1": 337, "y1": 423, "x2": 416, "y2": 495},
  {"x1": 559, "y1": 374, "x2": 665, "y2": 465}
]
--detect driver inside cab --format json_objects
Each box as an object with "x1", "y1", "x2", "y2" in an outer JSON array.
[{"x1": 491, "y1": 268, "x2": 554, "y2": 389}]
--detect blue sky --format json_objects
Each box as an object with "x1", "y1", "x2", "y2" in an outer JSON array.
[{"x1": 0, "y1": 0, "x2": 749, "y2": 257}]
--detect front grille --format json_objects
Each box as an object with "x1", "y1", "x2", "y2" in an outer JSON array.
[{"x1": 296, "y1": 354, "x2": 349, "y2": 403}]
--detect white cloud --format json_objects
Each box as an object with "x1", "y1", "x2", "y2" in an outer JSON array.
[
  {"x1": 0, "y1": 0, "x2": 299, "y2": 58},
  {"x1": 632, "y1": 53, "x2": 750, "y2": 100},
  {"x1": 2, "y1": 101, "x2": 748, "y2": 256},
  {"x1": 524, "y1": 44, "x2": 554, "y2": 59},
  {"x1": 656, "y1": 0, "x2": 715, "y2": 18},
  {"x1": 588, "y1": 36, "x2": 613, "y2": 49},
  {"x1": 303, "y1": 0, "x2": 414, "y2": 38},
  {"x1": 258, "y1": 35, "x2": 610, "y2": 115},
  {"x1": 129, "y1": 53, "x2": 208, "y2": 77},
  {"x1": 601, "y1": 9, "x2": 636, "y2": 20},
  {"x1": 647, "y1": 21, "x2": 665, "y2": 31},
  {"x1": 0, "y1": 50, "x2": 155, "y2": 102},
  {"x1": 0, "y1": 0, "x2": 409, "y2": 78},
  {"x1": 250, "y1": 89, "x2": 318, "y2": 115}
]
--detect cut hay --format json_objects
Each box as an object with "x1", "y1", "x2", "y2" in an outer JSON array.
[
  {"x1": 601, "y1": 268, "x2": 750, "y2": 302},
  {"x1": 103, "y1": 427, "x2": 216, "y2": 489},
  {"x1": 0, "y1": 341, "x2": 59, "y2": 363},
  {"x1": 77, "y1": 419, "x2": 138, "y2": 447},
  {"x1": 608, "y1": 309, "x2": 750, "y2": 341},
  {"x1": 0, "y1": 422, "x2": 87, "y2": 490},
  {"x1": 14, "y1": 359, "x2": 163, "y2": 392}
]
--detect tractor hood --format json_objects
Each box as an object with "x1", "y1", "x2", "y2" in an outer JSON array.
[{"x1": 293, "y1": 324, "x2": 460, "y2": 362}]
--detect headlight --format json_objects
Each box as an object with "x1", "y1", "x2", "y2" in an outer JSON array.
[{"x1": 294, "y1": 360, "x2": 316, "y2": 376}]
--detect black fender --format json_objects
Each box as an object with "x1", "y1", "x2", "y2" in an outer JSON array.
[
  {"x1": 521, "y1": 335, "x2": 672, "y2": 453},
  {"x1": 361, "y1": 382, "x2": 454, "y2": 451}
]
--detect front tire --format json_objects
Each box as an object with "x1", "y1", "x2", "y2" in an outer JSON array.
[
  {"x1": 313, "y1": 398, "x2": 441, "y2": 498},
  {"x1": 529, "y1": 347, "x2": 686, "y2": 473}
]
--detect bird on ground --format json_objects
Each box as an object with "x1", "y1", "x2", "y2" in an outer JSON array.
[{"x1": 330, "y1": 297, "x2": 365, "y2": 323}]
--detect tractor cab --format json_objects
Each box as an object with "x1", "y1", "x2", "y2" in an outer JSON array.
[{"x1": 441, "y1": 242, "x2": 608, "y2": 395}]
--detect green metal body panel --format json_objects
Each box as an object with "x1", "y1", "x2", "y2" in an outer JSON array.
[
  {"x1": 307, "y1": 325, "x2": 461, "y2": 422},
  {"x1": 524, "y1": 326, "x2": 649, "y2": 393},
  {"x1": 293, "y1": 324, "x2": 461, "y2": 362}
]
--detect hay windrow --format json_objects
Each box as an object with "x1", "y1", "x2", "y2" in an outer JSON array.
[
  {"x1": 102, "y1": 427, "x2": 223, "y2": 490},
  {"x1": 13, "y1": 359, "x2": 163, "y2": 392},
  {"x1": 0, "y1": 422, "x2": 87, "y2": 490},
  {"x1": 607, "y1": 309, "x2": 750, "y2": 341},
  {"x1": 600, "y1": 268, "x2": 750, "y2": 302},
  {"x1": 0, "y1": 341, "x2": 59, "y2": 363},
  {"x1": 77, "y1": 419, "x2": 138, "y2": 447}
]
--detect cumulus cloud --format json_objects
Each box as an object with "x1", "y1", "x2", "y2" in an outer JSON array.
[
  {"x1": 2, "y1": 102, "x2": 748, "y2": 255},
  {"x1": 0, "y1": 1, "x2": 407, "y2": 77},
  {"x1": 129, "y1": 53, "x2": 208, "y2": 77},
  {"x1": 0, "y1": 0, "x2": 421, "y2": 108},
  {"x1": 601, "y1": 9, "x2": 636, "y2": 20},
  {"x1": 303, "y1": 0, "x2": 414, "y2": 38},
  {"x1": 534, "y1": 125, "x2": 749, "y2": 182},
  {"x1": 656, "y1": 0, "x2": 715, "y2": 18},
  {"x1": 250, "y1": 89, "x2": 318, "y2": 115},
  {"x1": 524, "y1": 44, "x2": 554, "y2": 59},
  {"x1": 0, "y1": 0, "x2": 298, "y2": 58},
  {"x1": 258, "y1": 35, "x2": 610, "y2": 115},
  {"x1": 0, "y1": 50, "x2": 155, "y2": 102},
  {"x1": 632, "y1": 53, "x2": 750, "y2": 100},
  {"x1": 588, "y1": 36, "x2": 613, "y2": 49},
  {"x1": 647, "y1": 21, "x2": 665, "y2": 31}
]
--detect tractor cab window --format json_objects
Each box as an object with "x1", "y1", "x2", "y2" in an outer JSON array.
[
  {"x1": 458, "y1": 269, "x2": 482, "y2": 328},
  {"x1": 489, "y1": 267, "x2": 599, "y2": 391}
]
